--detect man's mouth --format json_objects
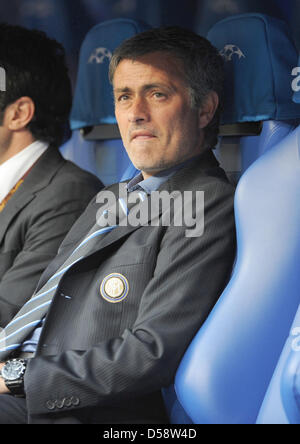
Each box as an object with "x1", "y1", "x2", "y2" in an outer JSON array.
[{"x1": 131, "y1": 131, "x2": 156, "y2": 141}]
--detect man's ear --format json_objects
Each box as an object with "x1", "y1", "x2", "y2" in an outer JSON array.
[
  {"x1": 198, "y1": 91, "x2": 219, "y2": 129},
  {"x1": 6, "y1": 97, "x2": 35, "y2": 131}
]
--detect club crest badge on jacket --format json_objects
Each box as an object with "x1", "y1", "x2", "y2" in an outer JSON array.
[{"x1": 100, "y1": 273, "x2": 129, "y2": 303}]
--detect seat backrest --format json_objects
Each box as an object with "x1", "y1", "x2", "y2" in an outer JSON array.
[
  {"x1": 61, "y1": 131, "x2": 137, "y2": 186},
  {"x1": 61, "y1": 18, "x2": 151, "y2": 186},
  {"x1": 208, "y1": 13, "x2": 300, "y2": 182},
  {"x1": 170, "y1": 13, "x2": 300, "y2": 424},
  {"x1": 175, "y1": 122, "x2": 300, "y2": 424},
  {"x1": 256, "y1": 303, "x2": 300, "y2": 424},
  {"x1": 255, "y1": 80, "x2": 300, "y2": 425}
]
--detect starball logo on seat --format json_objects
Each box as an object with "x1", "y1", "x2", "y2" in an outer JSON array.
[
  {"x1": 219, "y1": 44, "x2": 246, "y2": 62},
  {"x1": 88, "y1": 47, "x2": 112, "y2": 64}
]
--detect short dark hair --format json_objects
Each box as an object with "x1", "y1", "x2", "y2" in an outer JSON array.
[
  {"x1": 0, "y1": 23, "x2": 72, "y2": 147},
  {"x1": 109, "y1": 26, "x2": 224, "y2": 148}
]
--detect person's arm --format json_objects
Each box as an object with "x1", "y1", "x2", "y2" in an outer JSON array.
[
  {"x1": 0, "y1": 181, "x2": 100, "y2": 327},
  {"x1": 24, "y1": 182, "x2": 236, "y2": 418}
]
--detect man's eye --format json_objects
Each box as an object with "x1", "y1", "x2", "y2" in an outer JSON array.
[
  {"x1": 153, "y1": 92, "x2": 165, "y2": 98},
  {"x1": 119, "y1": 95, "x2": 130, "y2": 101},
  {"x1": 115, "y1": 95, "x2": 129, "y2": 103}
]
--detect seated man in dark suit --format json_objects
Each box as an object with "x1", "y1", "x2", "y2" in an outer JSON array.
[
  {"x1": 0, "y1": 27, "x2": 236, "y2": 424},
  {"x1": 0, "y1": 24, "x2": 102, "y2": 327}
]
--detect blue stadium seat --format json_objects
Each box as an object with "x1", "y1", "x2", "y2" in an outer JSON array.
[
  {"x1": 60, "y1": 18, "x2": 151, "y2": 185},
  {"x1": 256, "y1": 303, "x2": 300, "y2": 424},
  {"x1": 167, "y1": 13, "x2": 300, "y2": 424},
  {"x1": 255, "y1": 76, "x2": 300, "y2": 425},
  {"x1": 208, "y1": 13, "x2": 300, "y2": 181},
  {"x1": 174, "y1": 120, "x2": 300, "y2": 424}
]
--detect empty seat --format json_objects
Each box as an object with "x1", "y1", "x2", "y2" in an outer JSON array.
[
  {"x1": 256, "y1": 303, "x2": 300, "y2": 424},
  {"x1": 255, "y1": 76, "x2": 300, "y2": 425},
  {"x1": 175, "y1": 120, "x2": 300, "y2": 424},
  {"x1": 169, "y1": 14, "x2": 300, "y2": 424},
  {"x1": 208, "y1": 13, "x2": 300, "y2": 182}
]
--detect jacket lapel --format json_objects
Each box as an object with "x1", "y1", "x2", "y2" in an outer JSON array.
[
  {"x1": 35, "y1": 149, "x2": 221, "y2": 289},
  {"x1": 69, "y1": 183, "x2": 158, "y2": 259},
  {"x1": 39, "y1": 149, "x2": 221, "y2": 286},
  {"x1": 85, "y1": 194, "x2": 160, "y2": 256},
  {"x1": 80, "y1": 149, "x2": 220, "y2": 258},
  {"x1": 0, "y1": 147, "x2": 64, "y2": 245}
]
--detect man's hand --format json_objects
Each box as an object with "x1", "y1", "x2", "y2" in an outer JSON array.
[{"x1": 0, "y1": 363, "x2": 9, "y2": 394}]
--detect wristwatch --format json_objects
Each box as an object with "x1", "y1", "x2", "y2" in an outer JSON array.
[{"x1": 1, "y1": 358, "x2": 27, "y2": 397}]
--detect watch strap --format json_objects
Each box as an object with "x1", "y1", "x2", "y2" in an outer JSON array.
[
  {"x1": 4, "y1": 378, "x2": 25, "y2": 397},
  {"x1": 1, "y1": 358, "x2": 27, "y2": 398}
]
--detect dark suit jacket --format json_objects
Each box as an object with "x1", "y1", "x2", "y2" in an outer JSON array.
[
  {"x1": 24, "y1": 150, "x2": 236, "y2": 424},
  {"x1": 0, "y1": 147, "x2": 102, "y2": 327}
]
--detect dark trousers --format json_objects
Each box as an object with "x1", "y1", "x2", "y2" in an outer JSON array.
[{"x1": 0, "y1": 394, "x2": 27, "y2": 424}]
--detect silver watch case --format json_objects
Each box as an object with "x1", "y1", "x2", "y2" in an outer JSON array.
[{"x1": 1, "y1": 358, "x2": 27, "y2": 381}]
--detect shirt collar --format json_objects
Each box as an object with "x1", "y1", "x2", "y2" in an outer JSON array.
[
  {"x1": 0, "y1": 140, "x2": 49, "y2": 203},
  {"x1": 126, "y1": 154, "x2": 203, "y2": 194}
]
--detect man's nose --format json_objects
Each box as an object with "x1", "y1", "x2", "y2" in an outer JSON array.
[{"x1": 128, "y1": 97, "x2": 150, "y2": 123}]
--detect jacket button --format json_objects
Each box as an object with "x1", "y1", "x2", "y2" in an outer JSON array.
[
  {"x1": 55, "y1": 399, "x2": 65, "y2": 409},
  {"x1": 64, "y1": 397, "x2": 72, "y2": 407},
  {"x1": 46, "y1": 400, "x2": 55, "y2": 410},
  {"x1": 70, "y1": 396, "x2": 80, "y2": 406}
]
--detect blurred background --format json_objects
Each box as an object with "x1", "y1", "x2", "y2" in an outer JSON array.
[{"x1": 2, "y1": 0, "x2": 298, "y2": 88}]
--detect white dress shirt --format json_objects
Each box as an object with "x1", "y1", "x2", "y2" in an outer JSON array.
[{"x1": 0, "y1": 140, "x2": 49, "y2": 204}]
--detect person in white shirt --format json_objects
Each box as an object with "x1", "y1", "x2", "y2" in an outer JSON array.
[
  {"x1": 0, "y1": 141, "x2": 48, "y2": 206},
  {"x1": 0, "y1": 23, "x2": 102, "y2": 327}
]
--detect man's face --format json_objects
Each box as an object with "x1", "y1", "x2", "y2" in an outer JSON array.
[{"x1": 113, "y1": 52, "x2": 205, "y2": 178}]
